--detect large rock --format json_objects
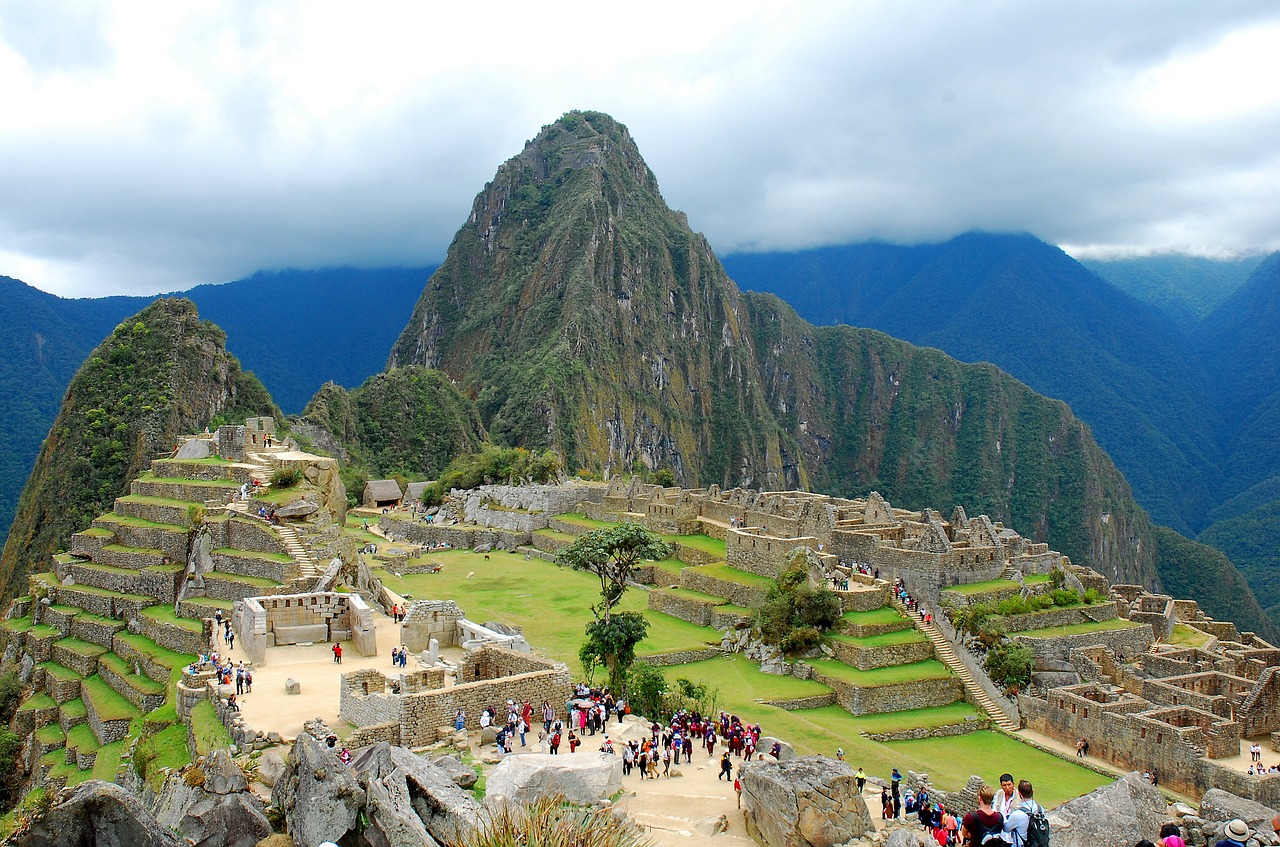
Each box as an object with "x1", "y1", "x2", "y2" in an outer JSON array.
[
  {"x1": 14, "y1": 780, "x2": 184, "y2": 847},
  {"x1": 484, "y1": 753, "x2": 623, "y2": 807},
  {"x1": 272, "y1": 733, "x2": 365, "y2": 847},
  {"x1": 431, "y1": 754, "x2": 479, "y2": 789},
  {"x1": 759, "y1": 736, "x2": 795, "y2": 761},
  {"x1": 1199, "y1": 788, "x2": 1279, "y2": 833},
  {"x1": 741, "y1": 756, "x2": 873, "y2": 847},
  {"x1": 175, "y1": 439, "x2": 213, "y2": 459},
  {"x1": 151, "y1": 750, "x2": 272, "y2": 847},
  {"x1": 350, "y1": 742, "x2": 484, "y2": 847},
  {"x1": 1048, "y1": 772, "x2": 1167, "y2": 847},
  {"x1": 255, "y1": 750, "x2": 287, "y2": 789}
]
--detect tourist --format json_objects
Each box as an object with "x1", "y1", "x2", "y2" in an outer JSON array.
[
  {"x1": 332, "y1": 643, "x2": 342, "y2": 664},
  {"x1": 1216, "y1": 820, "x2": 1251, "y2": 847},
  {"x1": 735, "y1": 773, "x2": 743, "y2": 808},
  {"x1": 542, "y1": 700, "x2": 554, "y2": 734},
  {"x1": 994, "y1": 773, "x2": 1017, "y2": 820},
  {"x1": 568, "y1": 730, "x2": 580, "y2": 753},
  {"x1": 1002, "y1": 780, "x2": 1042, "y2": 847},
  {"x1": 339, "y1": 747, "x2": 352, "y2": 765},
  {"x1": 882, "y1": 788, "x2": 893, "y2": 820},
  {"x1": 622, "y1": 742, "x2": 634, "y2": 775},
  {"x1": 479, "y1": 709, "x2": 492, "y2": 730},
  {"x1": 550, "y1": 730, "x2": 561, "y2": 755},
  {"x1": 235, "y1": 666, "x2": 244, "y2": 695},
  {"x1": 719, "y1": 751, "x2": 733, "y2": 780},
  {"x1": 1158, "y1": 823, "x2": 1185, "y2": 847},
  {"x1": 391, "y1": 646, "x2": 400, "y2": 666},
  {"x1": 961, "y1": 785, "x2": 1006, "y2": 847},
  {"x1": 855, "y1": 766, "x2": 867, "y2": 793},
  {"x1": 455, "y1": 709, "x2": 465, "y2": 732},
  {"x1": 245, "y1": 670, "x2": 252, "y2": 693}
]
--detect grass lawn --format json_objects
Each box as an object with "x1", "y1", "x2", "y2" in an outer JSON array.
[
  {"x1": 208, "y1": 572, "x2": 282, "y2": 588},
  {"x1": 114, "y1": 632, "x2": 194, "y2": 671},
  {"x1": 99, "y1": 653, "x2": 166, "y2": 695},
  {"x1": 807, "y1": 658, "x2": 953, "y2": 686},
  {"x1": 55, "y1": 638, "x2": 108, "y2": 659},
  {"x1": 141, "y1": 605, "x2": 205, "y2": 633},
  {"x1": 98, "y1": 514, "x2": 188, "y2": 533},
  {"x1": 17, "y1": 692, "x2": 56, "y2": 712},
  {"x1": 663, "y1": 534, "x2": 727, "y2": 557},
  {"x1": 66, "y1": 722, "x2": 101, "y2": 753},
  {"x1": 92, "y1": 740, "x2": 126, "y2": 781},
  {"x1": 1011, "y1": 619, "x2": 1142, "y2": 638},
  {"x1": 83, "y1": 675, "x2": 141, "y2": 722},
  {"x1": 1, "y1": 616, "x2": 34, "y2": 634},
  {"x1": 34, "y1": 724, "x2": 65, "y2": 745},
  {"x1": 685, "y1": 563, "x2": 774, "y2": 588},
  {"x1": 842, "y1": 607, "x2": 911, "y2": 626},
  {"x1": 374, "y1": 550, "x2": 718, "y2": 674},
  {"x1": 140, "y1": 475, "x2": 239, "y2": 488},
  {"x1": 658, "y1": 654, "x2": 832, "y2": 703},
  {"x1": 944, "y1": 579, "x2": 1022, "y2": 596},
  {"x1": 213, "y1": 547, "x2": 294, "y2": 563},
  {"x1": 117, "y1": 493, "x2": 204, "y2": 509},
  {"x1": 38, "y1": 662, "x2": 83, "y2": 683},
  {"x1": 135, "y1": 723, "x2": 191, "y2": 791},
  {"x1": 191, "y1": 699, "x2": 233, "y2": 755},
  {"x1": 830, "y1": 629, "x2": 927, "y2": 648},
  {"x1": 647, "y1": 558, "x2": 687, "y2": 578},
  {"x1": 1169, "y1": 624, "x2": 1211, "y2": 647},
  {"x1": 60, "y1": 698, "x2": 87, "y2": 720},
  {"x1": 654, "y1": 587, "x2": 728, "y2": 605},
  {"x1": 534, "y1": 528, "x2": 576, "y2": 542},
  {"x1": 884, "y1": 732, "x2": 1109, "y2": 807},
  {"x1": 553, "y1": 513, "x2": 617, "y2": 530}
]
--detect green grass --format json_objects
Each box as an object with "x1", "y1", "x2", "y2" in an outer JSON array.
[
  {"x1": 152, "y1": 455, "x2": 231, "y2": 466},
  {"x1": 98, "y1": 653, "x2": 166, "y2": 695},
  {"x1": 140, "y1": 605, "x2": 204, "y2": 634},
  {"x1": 17, "y1": 692, "x2": 56, "y2": 712},
  {"x1": 35, "y1": 724, "x2": 65, "y2": 746},
  {"x1": 38, "y1": 661, "x2": 82, "y2": 683},
  {"x1": 0, "y1": 616, "x2": 34, "y2": 633},
  {"x1": 82, "y1": 675, "x2": 141, "y2": 722},
  {"x1": 1010, "y1": 619, "x2": 1142, "y2": 638},
  {"x1": 102, "y1": 542, "x2": 166, "y2": 556},
  {"x1": 135, "y1": 723, "x2": 191, "y2": 791},
  {"x1": 205, "y1": 571, "x2": 283, "y2": 588},
  {"x1": 76, "y1": 527, "x2": 114, "y2": 537},
  {"x1": 662, "y1": 534, "x2": 727, "y2": 557},
  {"x1": 685, "y1": 562, "x2": 774, "y2": 588},
  {"x1": 139, "y1": 475, "x2": 239, "y2": 488},
  {"x1": 190, "y1": 699, "x2": 232, "y2": 755},
  {"x1": 54, "y1": 638, "x2": 108, "y2": 659},
  {"x1": 830, "y1": 628, "x2": 928, "y2": 648},
  {"x1": 553, "y1": 513, "x2": 617, "y2": 530},
  {"x1": 534, "y1": 528, "x2": 576, "y2": 542},
  {"x1": 114, "y1": 632, "x2": 194, "y2": 670},
  {"x1": 66, "y1": 722, "x2": 99, "y2": 750},
  {"x1": 807, "y1": 658, "x2": 953, "y2": 686},
  {"x1": 647, "y1": 558, "x2": 687, "y2": 578},
  {"x1": 56, "y1": 583, "x2": 154, "y2": 603},
  {"x1": 212, "y1": 547, "x2": 294, "y2": 563},
  {"x1": 834, "y1": 702, "x2": 983, "y2": 734},
  {"x1": 92, "y1": 740, "x2": 126, "y2": 781},
  {"x1": 71, "y1": 611, "x2": 124, "y2": 629},
  {"x1": 47, "y1": 760, "x2": 95, "y2": 787},
  {"x1": 652, "y1": 587, "x2": 728, "y2": 605},
  {"x1": 658, "y1": 654, "x2": 832, "y2": 701},
  {"x1": 28, "y1": 624, "x2": 63, "y2": 640},
  {"x1": 117, "y1": 493, "x2": 205, "y2": 509},
  {"x1": 1169, "y1": 624, "x2": 1211, "y2": 647},
  {"x1": 842, "y1": 607, "x2": 911, "y2": 625},
  {"x1": 944, "y1": 579, "x2": 1022, "y2": 596},
  {"x1": 884, "y1": 732, "x2": 1109, "y2": 807},
  {"x1": 60, "y1": 698, "x2": 87, "y2": 720},
  {"x1": 377, "y1": 550, "x2": 718, "y2": 674},
  {"x1": 97, "y1": 514, "x2": 188, "y2": 533}
]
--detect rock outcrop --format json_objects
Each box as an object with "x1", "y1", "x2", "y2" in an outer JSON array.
[
  {"x1": 484, "y1": 752, "x2": 623, "y2": 806},
  {"x1": 151, "y1": 750, "x2": 272, "y2": 847},
  {"x1": 13, "y1": 780, "x2": 184, "y2": 847},
  {"x1": 741, "y1": 756, "x2": 873, "y2": 847},
  {"x1": 1047, "y1": 772, "x2": 1167, "y2": 847},
  {"x1": 272, "y1": 733, "x2": 365, "y2": 847}
]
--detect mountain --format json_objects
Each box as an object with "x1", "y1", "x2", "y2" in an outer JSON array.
[
  {"x1": 389, "y1": 111, "x2": 788, "y2": 488},
  {"x1": 1082, "y1": 253, "x2": 1264, "y2": 330},
  {"x1": 0, "y1": 298, "x2": 277, "y2": 601},
  {"x1": 0, "y1": 267, "x2": 430, "y2": 551},
  {"x1": 382, "y1": 111, "x2": 1271, "y2": 630},
  {"x1": 297, "y1": 366, "x2": 487, "y2": 479},
  {"x1": 722, "y1": 234, "x2": 1223, "y2": 535}
]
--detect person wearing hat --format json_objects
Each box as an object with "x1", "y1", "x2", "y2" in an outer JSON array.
[{"x1": 1216, "y1": 819, "x2": 1251, "y2": 847}]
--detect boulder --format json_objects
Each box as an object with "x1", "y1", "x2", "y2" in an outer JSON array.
[
  {"x1": 349, "y1": 742, "x2": 483, "y2": 847},
  {"x1": 886, "y1": 828, "x2": 928, "y2": 847},
  {"x1": 255, "y1": 750, "x2": 287, "y2": 788},
  {"x1": 272, "y1": 733, "x2": 364, "y2": 847},
  {"x1": 484, "y1": 753, "x2": 623, "y2": 807},
  {"x1": 430, "y1": 754, "x2": 479, "y2": 789},
  {"x1": 175, "y1": 439, "x2": 214, "y2": 459},
  {"x1": 1048, "y1": 772, "x2": 1167, "y2": 847},
  {"x1": 1199, "y1": 788, "x2": 1279, "y2": 833},
  {"x1": 362, "y1": 773, "x2": 439, "y2": 847},
  {"x1": 473, "y1": 543, "x2": 493, "y2": 554},
  {"x1": 275, "y1": 499, "x2": 319, "y2": 519},
  {"x1": 695, "y1": 814, "x2": 731, "y2": 836},
  {"x1": 741, "y1": 756, "x2": 873, "y2": 847},
  {"x1": 480, "y1": 726, "x2": 499, "y2": 744},
  {"x1": 285, "y1": 678, "x2": 301, "y2": 695},
  {"x1": 14, "y1": 780, "x2": 183, "y2": 847},
  {"x1": 759, "y1": 737, "x2": 795, "y2": 761}
]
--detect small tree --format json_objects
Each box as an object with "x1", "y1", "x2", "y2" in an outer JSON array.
[
  {"x1": 556, "y1": 523, "x2": 669, "y2": 689},
  {"x1": 985, "y1": 641, "x2": 1033, "y2": 692}
]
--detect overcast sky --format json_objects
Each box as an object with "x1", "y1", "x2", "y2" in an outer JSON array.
[{"x1": 2, "y1": 1, "x2": 1279, "y2": 298}]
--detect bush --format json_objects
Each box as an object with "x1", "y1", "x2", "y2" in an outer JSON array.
[
  {"x1": 985, "y1": 641, "x2": 1033, "y2": 691},
  {"x1": 462, "y1": 794, "x2": 648, "y2": 847},
  {"x1": 270, "y1": 466, "x2": 302, "y2": 489},
  {"x1": 422, "y1": 445, "x2": 561, "y2": 505},
  {"x1": 780, "y1": 626, "x2": 822, "y2": 654},
  {"x1": 625, "y1": 662, "x2": 666, "y2": 720}
]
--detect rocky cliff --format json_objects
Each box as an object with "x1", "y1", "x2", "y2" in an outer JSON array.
[{"x1": 0, "y1": 298, "x2": 277, "y2": 602}]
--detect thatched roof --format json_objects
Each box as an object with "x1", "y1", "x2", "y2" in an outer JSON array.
[
  {"x1": 404, "y1": 482, "x2": 428, "y2": 501},
  {"x1": 363, "y1": 479, "x2": 403, "y2": 503}
]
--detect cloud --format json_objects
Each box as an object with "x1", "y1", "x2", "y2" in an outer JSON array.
[{"x1": 0, "y1": 1, "x2": 1278, "y2": 296}]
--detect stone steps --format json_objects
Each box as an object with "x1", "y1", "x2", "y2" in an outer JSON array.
[{"x1": 892, "y1": 599, "x2": 1020, "y2": 732}]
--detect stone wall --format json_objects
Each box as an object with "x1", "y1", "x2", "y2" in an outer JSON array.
[
  {"x1": 379, "y1": 516, "x2": 531, "y2": 552},
  {"x1": 84, "y1": 688, "x2": 132, "y2": 745},
  {"x1": 838, "y1": 585, "x2": 891, "y2": 613},
  {"x1": 233, "y1": 592, "x2": 376, "y2": 665},
  {"x1": 208, "y1": 551, "x2": 296, "y2": 583},
  {"x1": 829, "y1": 638, "x2": 934, "y2": 671},
  {"x1": 638, "y1": 647, "x2": 725, "y2": 667},
  {"x1": 132, "y1": 478, "x2": 238, "y2": 503},
  {"x1": 339, "y1": 669, "x2": 402, "y2": 728},
  {"x1": 402, "y1": 600, "x2": 465, "y2": 651},
  {"x1": 136, "y1": 613, "x2": 208, "y2": 656},
  {"x1": 727, "y1": 531, "x2": 818, "y2": 578},
  {"x1": 1015, "y1": 623, "x2": 1154, "y2": 663},
  {"x1": 810, "y1": 669, "x2": 964, "y2": 715},
  {"x1": 150, "y1": 458, "x2": 253, "y2": 483},
  {"x1": 999, "y1": 601, "x2": 1119, "y2": 634},
  {"x1": 112, "y1": 632, "x2": 176, "y2": 686},
  {"x1": 647, "y1": 590, "x2": 721, "y2": 628},
  {"x1": 398, "y1": 666, "x2": 572, "y2": 747}
]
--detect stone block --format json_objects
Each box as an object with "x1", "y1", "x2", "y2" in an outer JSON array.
[
  {"x1": 285, "y1": 678, "x2": 300, "y2": 695},
  {"x1": 274, "y1": 624, "x2": 329, "y2": 645},
  {"x1": 742, "y1": 756, "x2": 872, "y2": 847}
]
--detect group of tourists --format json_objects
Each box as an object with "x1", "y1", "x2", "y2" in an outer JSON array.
[
  {"x1": 873, "y1": 769, "x2": 1046, "y2": 847},
  {"x1": 389, "y1": 645, "x2": 410, "y2": 667}
]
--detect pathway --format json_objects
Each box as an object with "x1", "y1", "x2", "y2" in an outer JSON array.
[{"x1": 892, "y1": 598, "x2": 1020, "y2": 732}]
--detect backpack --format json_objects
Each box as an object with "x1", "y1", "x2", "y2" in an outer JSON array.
[{"x1": 1018, "y1": 801, "x2": 1049, "y2": 847}]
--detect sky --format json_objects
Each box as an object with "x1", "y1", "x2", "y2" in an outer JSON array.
[{"x1": 2, "y1": 1, "x2": 1279, "y2": 298}]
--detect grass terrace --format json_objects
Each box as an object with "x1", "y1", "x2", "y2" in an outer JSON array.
[
  {"x1": 97, "y1": 514, "x2": 189, "y2": 533},
  {"x1": 117, "y1": 493, "x2": 205, "y2": 509},
  {"x1": 61, "y1": 698, "x2": 87, "y2": 721},
  {"x1": 684, "y1": 563, "x2": 774, "y2": 589},
  {"x1": 0, "y1": 616, "x2": 34, "y2": 634},
  {"x1": 55, "y1": 638, "x2": 108, "y2": 659},
  {"x1": 152, "y1": 455, "x2": 232, "y2": 466},
  {"x1": 140, "y1": 605, "x2": 204, "y2": 634},
  {"x1": 83, "y1": 674, "x2": 141, "y2": 722},
  {"x1": 806, "y1": 658, "x2": 954, "y2": 686},
  {"x1": 212, "y1": 547, "x2": 294, "y2": 563},
  {"x1": 829, "y1": 629, "x2": 928, "y2": 649},
  {"x1": 945, "y1": 574, "x2": 1052, "y2": 595},
  {"x1": 17, "y1": 692, "x2": 56, "y2": 713},
  {"x1": 841, "y1": 607, "x2": 912, "y2": 626},
  {"x1": 76, "y1": 527, "x2": 114, "y2": 538},
  {"x1": 1011, "y1": 619, "x2": 1143, "y2": 639},
  {"x1": 655, "y1": 587, "x2": 728, "y2": 605},
  {"x1": 139, "y1": 474, "x2": 240, "y2": 488},
  {"x1": 1168, "y1": 624, "x2": 1212, "y2": 647},
  {"x1": 99, "y1": 653, "x2": 166, "y2": 697},
  {"x1": 190, "y1": 699, "x2": 233, "y2": 755},
  {"x1": 38, "y1": 662, "x2": 82, "y2": 683}
]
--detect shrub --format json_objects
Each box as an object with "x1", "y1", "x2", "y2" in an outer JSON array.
[
  {"x1": 985, "y1": 641, "x2": 1033, "y2": 691},
  {"x1": 780, "y1": 626, "x2": 822, "y2": 654},
  {"x1": 1050, "y1": 588, "x2": 1081, "y2": 607},
  {"x1": 270, "y1": 466, "x2": 302, "y2": 489},
  {"x1": 462, "y1": 794, "x2": 649, "y2": 847}
]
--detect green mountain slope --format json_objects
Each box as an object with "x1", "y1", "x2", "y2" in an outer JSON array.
[
  {"x1": 0, "y1": 298, "x2": 277, "y2": 601},
  {"x1": 389, "y1": 111, "x2": 788, "y2": 488},
  {"x1": 1082, "y1": 253, "x2": 1264, "y2": 330},
  {"x1": 382, "y1": 110, "x2": 1271, "y2": 630},
  {"x1": 298, "y1": 367, "x2": 487, "y2": 479}
]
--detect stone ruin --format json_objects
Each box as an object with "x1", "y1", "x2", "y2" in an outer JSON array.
[
  {"x1": 741, "y1": 756, "x2": 873, "y2": 847},
  {"x1": 232, "y1": 591, "x2": 377, "y2": 666}
]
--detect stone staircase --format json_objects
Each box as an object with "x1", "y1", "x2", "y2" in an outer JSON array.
[
  {"x1": 224, "y1": 502, "x2": 319, "y2": 580},
  {"x1": 894, "y1": 598, "x2": 1021, "y2": 732}
]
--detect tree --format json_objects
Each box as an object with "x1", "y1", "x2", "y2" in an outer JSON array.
[
  {"x1": 556, "y1": 523, "x2": 669, "y2": 688},
  {"x1": 985, "y1": 641, "x2": 1033, "y2": 692},
  {"x1": 555, "y1": 523, "x2": 670, "y2": 621}
]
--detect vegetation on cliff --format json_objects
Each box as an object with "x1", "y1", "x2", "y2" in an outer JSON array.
[
  {"x1": 0, "y1": 298, "x2": 278, "y2": 602},
  {"x1": 298, "y1": 366, "x2": 486, "y2": 484}
]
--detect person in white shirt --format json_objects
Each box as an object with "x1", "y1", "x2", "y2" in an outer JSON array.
[
  {"x1": 994, "y1": 773, "x2": 1018, "y2": 821},
  {"x1": 1003, "y1": 780, "x2": 1042, "y2": 847}
]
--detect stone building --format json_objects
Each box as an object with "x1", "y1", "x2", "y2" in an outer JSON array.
[{"x1": 363, "y1": 480, "x2": 404, "y2": 509}]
